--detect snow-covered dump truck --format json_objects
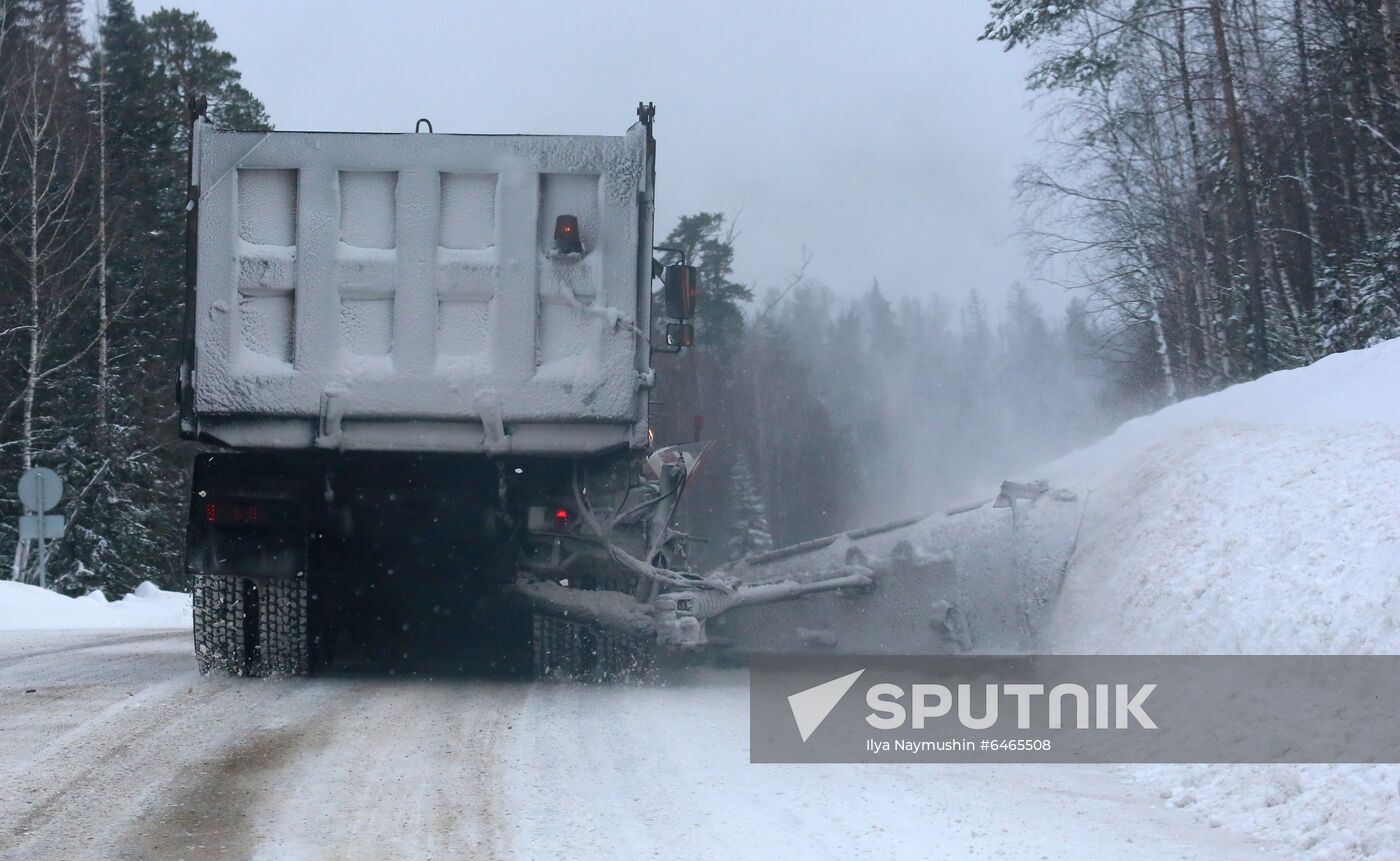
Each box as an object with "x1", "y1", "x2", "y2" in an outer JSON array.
[
  {"x1": 180, "y1": 102, "x2": 879, "y2": 678},
  {"x1": 180, "y1": 101, "x2": 1079, "y2": 678}
]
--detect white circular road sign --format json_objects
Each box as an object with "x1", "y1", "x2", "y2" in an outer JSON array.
[{"x1": 18, "y1": 467, "x2": 62, "y2": 512}]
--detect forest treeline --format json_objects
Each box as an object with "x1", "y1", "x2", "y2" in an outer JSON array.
[
  {"x1": 0, "y1": 0, "x2": 267, "y2": 592},
  {"x1": 9, "y1": 0, "x2": 1363, "y2": 593},
  {"x1": 983, "y1": 0, "x2": 1400, "y2": 396},
  {"x1": 0, "y1": 0, "x2": 1125, "y2": 593}
]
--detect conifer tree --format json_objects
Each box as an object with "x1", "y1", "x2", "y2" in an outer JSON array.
[{"x1": 726, "y1": 451, "x2": 773, "y2": 560}]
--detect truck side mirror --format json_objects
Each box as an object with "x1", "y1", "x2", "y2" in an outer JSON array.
[
  {"x1": 665, "y1": 322, "x2": 694, "y2": 348},
  {"x1": 663, "y1": 264, "x2": 699, "y2": 320}
]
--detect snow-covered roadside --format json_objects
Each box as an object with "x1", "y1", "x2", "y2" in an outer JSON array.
[
  {"x1": 1049, "y1": 421, "x2": 1400, "y2": 654},
  {"x1": 0, "y1": 580, "x2": 191, "y2": 630},
  {"x1": 1040, "y1": 338, "x2": 1400, "y2": 860},
  {"x1": 2, "y1": 339, "x2": 1395, "y2": 857}
]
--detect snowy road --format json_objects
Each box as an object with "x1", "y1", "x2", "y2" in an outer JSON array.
[{"x1": 0, "y1": 630, "x2": 1274, "y2": 860}]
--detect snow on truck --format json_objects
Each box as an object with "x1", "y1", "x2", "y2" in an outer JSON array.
[{"x1": 180, "y1": 101, "x2": 1080, "y2": 678}]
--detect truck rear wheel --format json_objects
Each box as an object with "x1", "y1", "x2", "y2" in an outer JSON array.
[
  {"x1": 193, "y1": 573, "x2": 311, "y2": 677},
  {"x1": 531, "y1": 613, "x2": 655, "y2": 681},
  {"x1": 259, "y1": 577, "x2": 311, "y2": 676},
  {"x1": 193, "y1": 573, "x2": 246, "y2": 675}
]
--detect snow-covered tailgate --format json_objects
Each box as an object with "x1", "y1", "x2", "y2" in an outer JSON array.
[{"x1": 189, "y1": 122, "x2": 653, "y2": 454}]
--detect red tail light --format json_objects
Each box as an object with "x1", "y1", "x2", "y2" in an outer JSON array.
[
  {"x1": 553, "y1": 215, "x2": 583, "y2": 254},
  {"x1": 553, "y1": 508, "x2": 570, "y2": 526},
  {"x1": 203, "y1": 501, "x2": 261, "y2": 527}
]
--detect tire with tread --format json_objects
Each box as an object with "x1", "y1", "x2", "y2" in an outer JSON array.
[
  {"x1": 193, "y1": 573, "x2": 311, "y2": 677},
  {"x1": 259, "y1": 576, "x2": 310, "y2": 676},
  {"x1": 193, "y1": 573, "x2": 246, "y2": 674},
  {"x1": 531, "y1": 613, "x2": 655, "y2": 681}
]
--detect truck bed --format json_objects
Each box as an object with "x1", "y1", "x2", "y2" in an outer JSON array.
[{"x1": 186, "y1": 122, "x2": 654, "y2": 454}]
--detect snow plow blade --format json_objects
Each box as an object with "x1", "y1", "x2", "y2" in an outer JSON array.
[
  {"x1": 513, "y1": 479, "x2": 1084, "y2": 656},
  {"x1": 709, "y1": 482, "x2": 1086, "y2": 655}
]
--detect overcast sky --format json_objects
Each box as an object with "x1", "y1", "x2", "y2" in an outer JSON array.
[{"x1": 134, "y1": 1, "x2": 1050, "y2": 314}]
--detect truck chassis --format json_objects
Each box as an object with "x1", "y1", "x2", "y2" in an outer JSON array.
[{"x1": 185, "y1": 445, "x2": 886, "y2": 678}]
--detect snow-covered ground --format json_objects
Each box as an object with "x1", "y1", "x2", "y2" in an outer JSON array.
[
  {"x1": 0, "y1": 580, "x2": 191, "y2": 631},
  {"x1": 1049, "y1": 338, "x2": 1400, "y2": 654},
  {"x1": 0, "y1": 630, "x2": 1270, "y2": 859},
  {"x1": 2, "y1": 340, "x2": 1396, "y2": 859},
  {"x1": 1040, "y1": 338, "x2": 1400, "y2": 860}
]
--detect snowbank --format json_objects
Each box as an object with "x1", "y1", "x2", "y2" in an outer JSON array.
[
  {"x1": 1041, "y1": 338, "x2": 1400, "y2": 859},
  {"x1": 0, "y1": 580, "x2": 191, "y2": 631},
  {"x1": 1049, "y1": 421, "x2": 1400, "y2": 654},
  {"x1": 1046, "y1": 336, "x2": 1400, "y2": 488},
  {"x1": 1047, "y1": 338, "x2": 1400, "y2": 654}
]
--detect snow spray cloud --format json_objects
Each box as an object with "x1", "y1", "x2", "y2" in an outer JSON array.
[
  {"x1": 749, "y1": 655, "x2": 1400, "y2": 763},
  {"x1": 770, "y1": 285, "x2": 1122, "y2": 526}
]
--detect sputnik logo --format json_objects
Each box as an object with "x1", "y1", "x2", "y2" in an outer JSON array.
[{"x1": 788, "y1": 669, "x2": 865, "y2": 742}]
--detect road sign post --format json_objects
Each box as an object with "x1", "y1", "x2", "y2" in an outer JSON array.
[{"x1": 17, "y1": 467, "x2": 63, "y2": 589}]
